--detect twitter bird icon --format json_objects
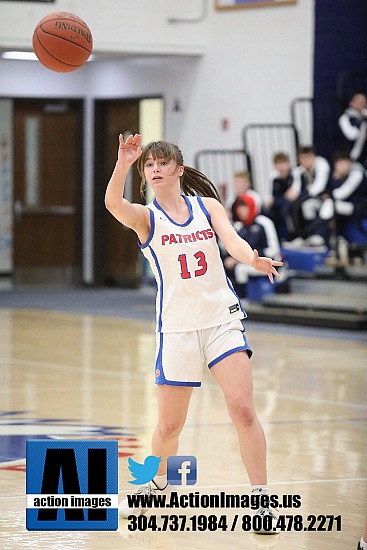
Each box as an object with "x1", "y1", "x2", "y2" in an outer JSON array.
[{"x1": 128, "y1": 455, "x2": 162, "y2": 485}]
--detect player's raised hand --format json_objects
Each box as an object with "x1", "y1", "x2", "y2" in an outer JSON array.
[
  {"x1": 117, "y1": 133, "x2": 142, "y2": 167},
  {"x1": 251, "y1": 249, "x2": 283, "y2": 283}
]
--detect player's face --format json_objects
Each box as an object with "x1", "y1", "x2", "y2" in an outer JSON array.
[{"x1": 143, "y1": 155, "x2": 184, "y2": 189}]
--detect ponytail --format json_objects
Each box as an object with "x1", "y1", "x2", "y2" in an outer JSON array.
[{"x1": 180, "y1": 165, "x2": 221, "y2": 201}]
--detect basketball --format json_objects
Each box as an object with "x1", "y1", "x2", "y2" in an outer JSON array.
[{"x1": 32, "y1": 11, "x2": 93, "y2": 73}]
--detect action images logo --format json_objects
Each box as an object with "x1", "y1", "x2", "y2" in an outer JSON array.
[{"x1": 26, "y1": 439, "x2": 118, "y2": 531}]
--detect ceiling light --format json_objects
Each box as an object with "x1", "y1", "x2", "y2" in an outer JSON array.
[
  {"x1": 2, "y1": 51, "x2": 38, "y2": 60},
  {"x1": 1, "y1": 51, "x2": 95, "y2": 62}
]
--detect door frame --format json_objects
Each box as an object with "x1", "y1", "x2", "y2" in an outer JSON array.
[
  {"x1": 2, "y1": 96, "x2": 85, "y2": 285},
  {"x1": 93, "y1": 95, "x2": 164, "y2": 286}
]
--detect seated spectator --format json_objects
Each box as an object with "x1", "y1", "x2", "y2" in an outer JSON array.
[
  {"x1": 338, "y1": 92, "x2": 367, "y2": 166},
  {"x1": 285, "y1": 145, "x2": 331, "y2": 247},
  {"x1": 319, "y1": 152, "x2": 367, "y2": 234},
  {"x1": 225, "y1": 170, "x2": 263, "y2": 221},
  {"x1": 263, "y1": 151, "x2": 299, "y2": 242},
  {"x1": 222, "y1": 194, "x2": 280, "y2": 297}
]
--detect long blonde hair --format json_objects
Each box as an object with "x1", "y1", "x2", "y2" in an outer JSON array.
[{"x1": 137, "y1": 141, "x2": 221, "y2": 201}]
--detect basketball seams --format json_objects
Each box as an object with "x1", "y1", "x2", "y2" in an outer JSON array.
[
  {"x1": 32, "y1": 32, "x2": 80, "y2": 69},
  {"x1": 36, "y1": 27, "x2": 92, "y2": 56}
]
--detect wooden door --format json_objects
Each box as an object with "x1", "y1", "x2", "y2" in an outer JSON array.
[
  {"x1": 94, "y1": 100, "x2": 142, "y2": 287},
  {"x1": 13, "y1": 99, "x2": 82, "y2": 285}
]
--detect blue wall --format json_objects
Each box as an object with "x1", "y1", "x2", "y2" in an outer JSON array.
[
  {"x1": 312, "y1": 0, "x2": 367, "y2": 160},
  {"x1": 313, "y1": 0, "x2": 367, "y2": 100}
]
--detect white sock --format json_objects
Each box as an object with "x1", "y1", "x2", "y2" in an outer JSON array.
[
  {"x1": 251, "y1": 484, "x2": 269, "y2": 495},
  {"x1": 360, "y1": 538, "x2": 367, "y2": 550},
  {"x1": 152, "y1": 474, "x2": 168, "y2": 490}
]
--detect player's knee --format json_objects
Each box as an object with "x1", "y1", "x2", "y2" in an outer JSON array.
[
  {"x1": 157, "y1": 420, "x2": 183, "y2": 440},
  {"x1": 228, "y1": 399, "x2": 255, "y2": 427}
]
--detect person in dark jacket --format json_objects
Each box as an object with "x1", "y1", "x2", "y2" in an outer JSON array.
[{"x1": 338, "y1": 92, "x2": 367, "y2": 166}]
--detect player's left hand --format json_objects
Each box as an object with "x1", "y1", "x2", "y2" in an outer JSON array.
[{"x1": 251, "y1": 249, "x2": 283, "y2": 283}]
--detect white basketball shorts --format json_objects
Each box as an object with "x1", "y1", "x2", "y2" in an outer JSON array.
[{"x1": 155, "y1": 319, "x2": 252, "y2": 387}]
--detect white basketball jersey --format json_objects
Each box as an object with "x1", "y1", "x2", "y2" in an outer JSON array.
[{"x1": 139, "y1": 195, "x2": 246, "y2": 332}]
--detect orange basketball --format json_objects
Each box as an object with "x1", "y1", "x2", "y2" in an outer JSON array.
[{"x1": 32, "y1": 11, "x2": 93, "y2": 73}]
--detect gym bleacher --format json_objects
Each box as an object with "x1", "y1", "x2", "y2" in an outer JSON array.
[{"x1": 194, "y1": 69, "x2": 367, "y2": 331}]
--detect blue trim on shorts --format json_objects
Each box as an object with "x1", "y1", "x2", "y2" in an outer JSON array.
[
  {"x1": 208, "y1": 345, "x2": 252, "y2": 369},
  {"x1": 156, "y1": 379, "x2": 201, "y2": 387},
  {"x1": 155, "y1": 332, "x2": 201, "y2": 387}
]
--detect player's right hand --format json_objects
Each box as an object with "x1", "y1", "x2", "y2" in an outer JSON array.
[{"x1": 117, "y1": 133, "x2": 142, "y2": 166}]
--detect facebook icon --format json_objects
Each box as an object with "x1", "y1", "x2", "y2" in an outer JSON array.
[{"x1": 167, "y1": 456, "x2": 197, "y2": 486}]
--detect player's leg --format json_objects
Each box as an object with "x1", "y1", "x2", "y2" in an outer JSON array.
[
  {"x1": 210, "y1": 350, "x2": 278, "y2": 534},
  {"x1": 210, "y1": 351, "x2": 266, "y2": 485},
  {"x1": 119, "y1": 385, "x2": 193, "y2": 518},
  {"x1": 152, "y1": 384, "x2": 194, "y2": 476},
  {"x1": 152, "y1": 329, "x2": 202, "y2": 473}
]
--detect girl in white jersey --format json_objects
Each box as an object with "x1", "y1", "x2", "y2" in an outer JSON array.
[{"x1": 105, "y1": 134, "x2": 282, "y2": 533}]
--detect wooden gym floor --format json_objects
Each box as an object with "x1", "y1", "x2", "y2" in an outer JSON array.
[{"x1": 0, "y1": 288, "x2": 366, "y2": 549}]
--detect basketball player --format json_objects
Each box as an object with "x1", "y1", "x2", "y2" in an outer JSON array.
[{"x1": 105, "y1": 134, "x2": 282, "y2": 533}]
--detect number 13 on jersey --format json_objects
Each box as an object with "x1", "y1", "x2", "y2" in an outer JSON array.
[{"x1": 178, "y1": 252, "x2": 208, "y2": 279}]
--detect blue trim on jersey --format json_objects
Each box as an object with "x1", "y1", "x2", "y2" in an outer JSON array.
[
  {"x1": 155, "y1": 332, "x2": 201, "y2": 387},
  {"x1": 138, "y1": 208, "x2": 155, "y2": 249},
  {"x1": 208, "y1": 345, "x2": 252, "y2": 369},
  {"x1": 225, "y1": 274, "x2": 247, "y2": 319},
  {"x1": 147, "y1": 245, "x2": 164, "y2": 331},
  {"x1": 197, "y1": 196, "x2": 211, "y2": 224},
  {"x1": 153, "y1": 195, "x2": 193, "y2": 227}
]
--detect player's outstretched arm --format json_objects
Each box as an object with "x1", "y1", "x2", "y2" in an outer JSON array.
[
  {"x1": 203, "y1": 197, "x2": 283, "y2": 283},
  {"x1": 105, "y1": 133, "x2": 148, "y2": 235}
]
